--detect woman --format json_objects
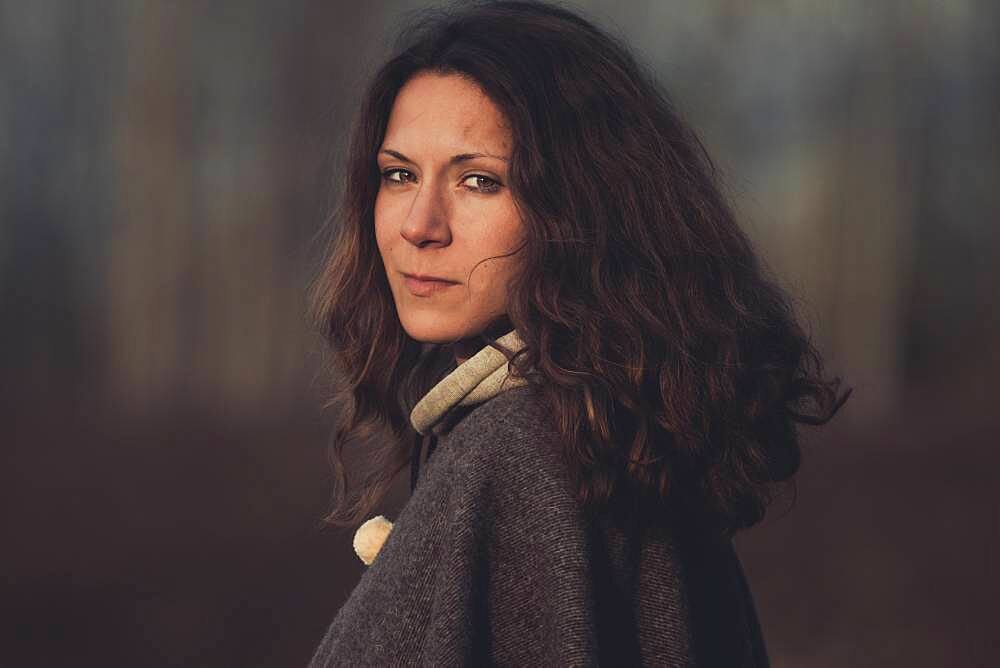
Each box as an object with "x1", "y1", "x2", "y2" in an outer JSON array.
[{"x1": 307, "y1": 1, "x2": 851, "y2": 665}]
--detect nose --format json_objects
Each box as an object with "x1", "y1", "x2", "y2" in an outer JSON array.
[{"x1": 400, "y1": 178, "x2": 452, "y2": 248}]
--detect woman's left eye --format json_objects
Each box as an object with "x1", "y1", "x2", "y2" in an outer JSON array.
[{"x1": 461, "y1": 174, "x2": 502, "y2": 194}]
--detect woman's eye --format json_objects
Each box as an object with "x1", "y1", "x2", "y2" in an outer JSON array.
[
  {"x1": 381, "y1": 168, "x2": 413, "y2": 185},
  {"x1": 461, "y1": 174, "x2": 502, "y2": 194}
]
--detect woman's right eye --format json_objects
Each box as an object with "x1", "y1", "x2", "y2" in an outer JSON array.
[{"x1": 381, "y1": 168, "x2": 413, "y2": 185}]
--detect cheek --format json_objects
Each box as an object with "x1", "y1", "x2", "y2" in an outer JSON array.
[
  {"x1": 373, "y1": 200, "x2": 393, "y2": 261},
  {"x1": 466, "y1": 221, "x2": 524, "y2": 298},
  {"x1": 374, "y1": 224, "x2": 389, "y2": 259}
]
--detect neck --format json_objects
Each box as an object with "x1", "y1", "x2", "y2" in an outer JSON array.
[{"x1": 450, "y1": 316, "x2": 515, "y2": 366}]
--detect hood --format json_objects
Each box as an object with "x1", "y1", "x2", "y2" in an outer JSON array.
[{"x1": 409, "y1": 328, "x2": 529, "y2": 436}]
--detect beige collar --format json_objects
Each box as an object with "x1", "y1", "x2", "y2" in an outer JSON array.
[{"x1": 409, "y1": 329, "x2": 529, "y2": 436}]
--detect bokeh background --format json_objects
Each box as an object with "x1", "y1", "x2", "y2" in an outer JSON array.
[{"x1": 3, "y1": 0, "x2": 998, "y2": 665}]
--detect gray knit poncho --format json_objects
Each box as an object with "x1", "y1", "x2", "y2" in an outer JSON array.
[{"x1": 309, "y1": 332, "x2": 770, "y2": 666}]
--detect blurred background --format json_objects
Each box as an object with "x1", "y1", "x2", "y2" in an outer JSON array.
[{"x1": 3, "y1": 0, "x2": 997, "y2": 665}]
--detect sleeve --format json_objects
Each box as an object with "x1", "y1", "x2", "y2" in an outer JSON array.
[
  {"x1": 308, "y1": 427, "x2": 604, "y2": 667},
  {"x1": 307, "y1": 449, "x2": 467, "y2": 667},
  {"x1": 420, "y1": 430, "x2": 604, "y2": 666}
]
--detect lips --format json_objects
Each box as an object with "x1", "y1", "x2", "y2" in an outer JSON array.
[
  {"x1": 402, "y1": 273, "x2": 458, "y2": 297},
  {"x1": 402, "y1": 272, "x2": 456, "y2": 283}
]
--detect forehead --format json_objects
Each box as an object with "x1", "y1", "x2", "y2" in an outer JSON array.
[{"x1": 382, "y1": 72, "x2": 511, "y2": 154}]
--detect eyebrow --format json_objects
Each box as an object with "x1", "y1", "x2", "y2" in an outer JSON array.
[{"x1": 379, "y1": 148, "x2": 509, "y2": 164}]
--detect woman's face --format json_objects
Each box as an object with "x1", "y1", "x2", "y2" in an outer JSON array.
[{"x1": 375, "y1": 72, "x2": 524, "y2": 350}]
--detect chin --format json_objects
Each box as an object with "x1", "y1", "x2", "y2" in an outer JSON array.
[
  {"x1": 399, "y1": 314, "x2": 464, "y2": 345},
  {"x1": 398, "y1": 311, "x2": 490, "y2": 345}
]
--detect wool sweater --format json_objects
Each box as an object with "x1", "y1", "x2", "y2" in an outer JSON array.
[{"x1": 309, "y1": 331, "x2": 770, "y2": 667}]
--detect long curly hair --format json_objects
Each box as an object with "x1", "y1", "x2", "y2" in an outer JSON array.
[{"x1": 308, "y1": 0, "x2": 851, "y2": 537}]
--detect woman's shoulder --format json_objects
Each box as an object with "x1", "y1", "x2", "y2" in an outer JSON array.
[
  {"x1": 435, "y1": 383, "x2": 572, "y2": 498},
  {"x1": 455, "y1": 381, "x2": 552, "y2": 428},
  {"x1": 445, "y1": 383, "x2": 559, "y2": 454}
]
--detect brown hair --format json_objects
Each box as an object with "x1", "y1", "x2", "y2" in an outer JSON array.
[{"x1": 308, "y1": 0, "x2": 851, "y2": 537}]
